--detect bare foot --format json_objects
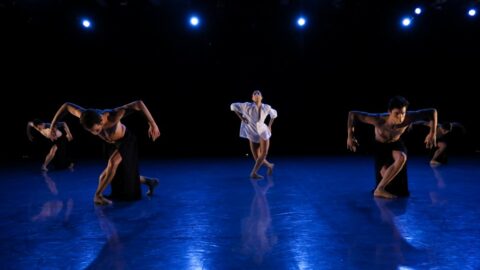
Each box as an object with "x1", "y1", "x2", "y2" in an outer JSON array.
[
  {"x1": 145, "y1": 178, "x2": 159, "y2": 196},
  {"x1": 94, "y1": 195, "x2": 112, "y2": 205},
  {"x1": 374, "y1": 188, "x2": 397, "y2": 199},
  {"x1": 267, "y1": 163, "x2": 275, "y2": 176},
  {"x1": 250, "y1": 173, "x2": 264, "y2": 179},
  {"x1": 41, "y1": 165, "x2": 48, "y2": 172}
]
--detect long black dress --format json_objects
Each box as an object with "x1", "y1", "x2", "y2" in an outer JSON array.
[{"x1": 104, "y1": 128, "x2": 141, "y2": 201}]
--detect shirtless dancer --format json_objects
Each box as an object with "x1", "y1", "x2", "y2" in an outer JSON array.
[
  {"x1": 27, "y1": 119, "x2": 74, "y2": 171},
  {"x1": 347, "y1": 96, "x2": 437, "y2": 198},
  {"x1": 50, "y1": 100, "x2": 160, "y2": 205}
]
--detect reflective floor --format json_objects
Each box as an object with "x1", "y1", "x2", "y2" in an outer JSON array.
[{"x1": 1, "y1": 156, "x2": 479, "y2": 269}]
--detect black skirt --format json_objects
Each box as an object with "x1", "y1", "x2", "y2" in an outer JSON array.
[
  {"x1": 104, "y1": 129, "x2": 141, "y2": 201},
  {"x1": 50, "y1": 128, "x2": 72, "y2": 170}
]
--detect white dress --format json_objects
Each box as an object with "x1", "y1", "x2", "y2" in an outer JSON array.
[{"x1": 230, "y1": 102, "x2": 278, "y2": 143}]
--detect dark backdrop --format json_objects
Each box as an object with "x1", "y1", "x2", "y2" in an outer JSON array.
[{"x1": 1, "y1": 0, "x2": 478, "y2": 161}]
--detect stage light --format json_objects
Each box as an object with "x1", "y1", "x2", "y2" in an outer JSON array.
[
  {"x1": 401, "y1": 17, "x2": 412, "y2": 27},
  {"x1": 297, "y1": 17, "x2": 306, "y2": 27},
  {"x1": 468, "y1": 8, "x2": 476, "y2": 17},
  {"x1": 190, "y1": 16, "x2": 200, "y2": 27},
  {"x1": 82, "y1": 19, "x2": 91, "y2": 29}
]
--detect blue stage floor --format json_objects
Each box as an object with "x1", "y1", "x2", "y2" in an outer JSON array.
[{"x1": 1, "y1": 156, "x2": 479, "y2": 269}]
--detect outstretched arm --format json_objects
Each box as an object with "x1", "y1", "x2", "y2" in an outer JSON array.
[
  {"x1": 406, "y1": 108, "x2": 438, "y2": 149},
  {"x1": 111, "y1": 100, "x2": 160, "y2": 141},
  {"x1": 347, "y1": 111, "x2": 381, "y2": 152},
  {"x1": 50, "y1": 103, "x2": 85, "y2": 140}
]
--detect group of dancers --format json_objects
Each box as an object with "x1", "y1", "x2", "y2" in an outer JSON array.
[{"x1": 26, "y1": 91, "x2": 465, "y2": 204}]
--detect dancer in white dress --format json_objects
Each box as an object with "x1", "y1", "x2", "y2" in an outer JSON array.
[{"x1": 231, "y1": 90, "x2": 278, "y2": 179}]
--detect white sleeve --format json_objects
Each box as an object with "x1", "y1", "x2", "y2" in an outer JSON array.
[
  {"x1": 230, "y1": 102, "x2": 246, "y2": 113},
  {"x1": 268, "y1": 105, "x2": 278, "y2": 119}
]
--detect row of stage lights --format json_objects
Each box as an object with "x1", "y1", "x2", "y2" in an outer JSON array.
[
  {"x1": 80, "y1": 7, "x2": 477, "y2": 30},
  {"x1": 81, "y1": 15, "x2": 302, "y2": 29},
  {"x1": 401, "y1": 6, "x2": 477, "y2": 27}
]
